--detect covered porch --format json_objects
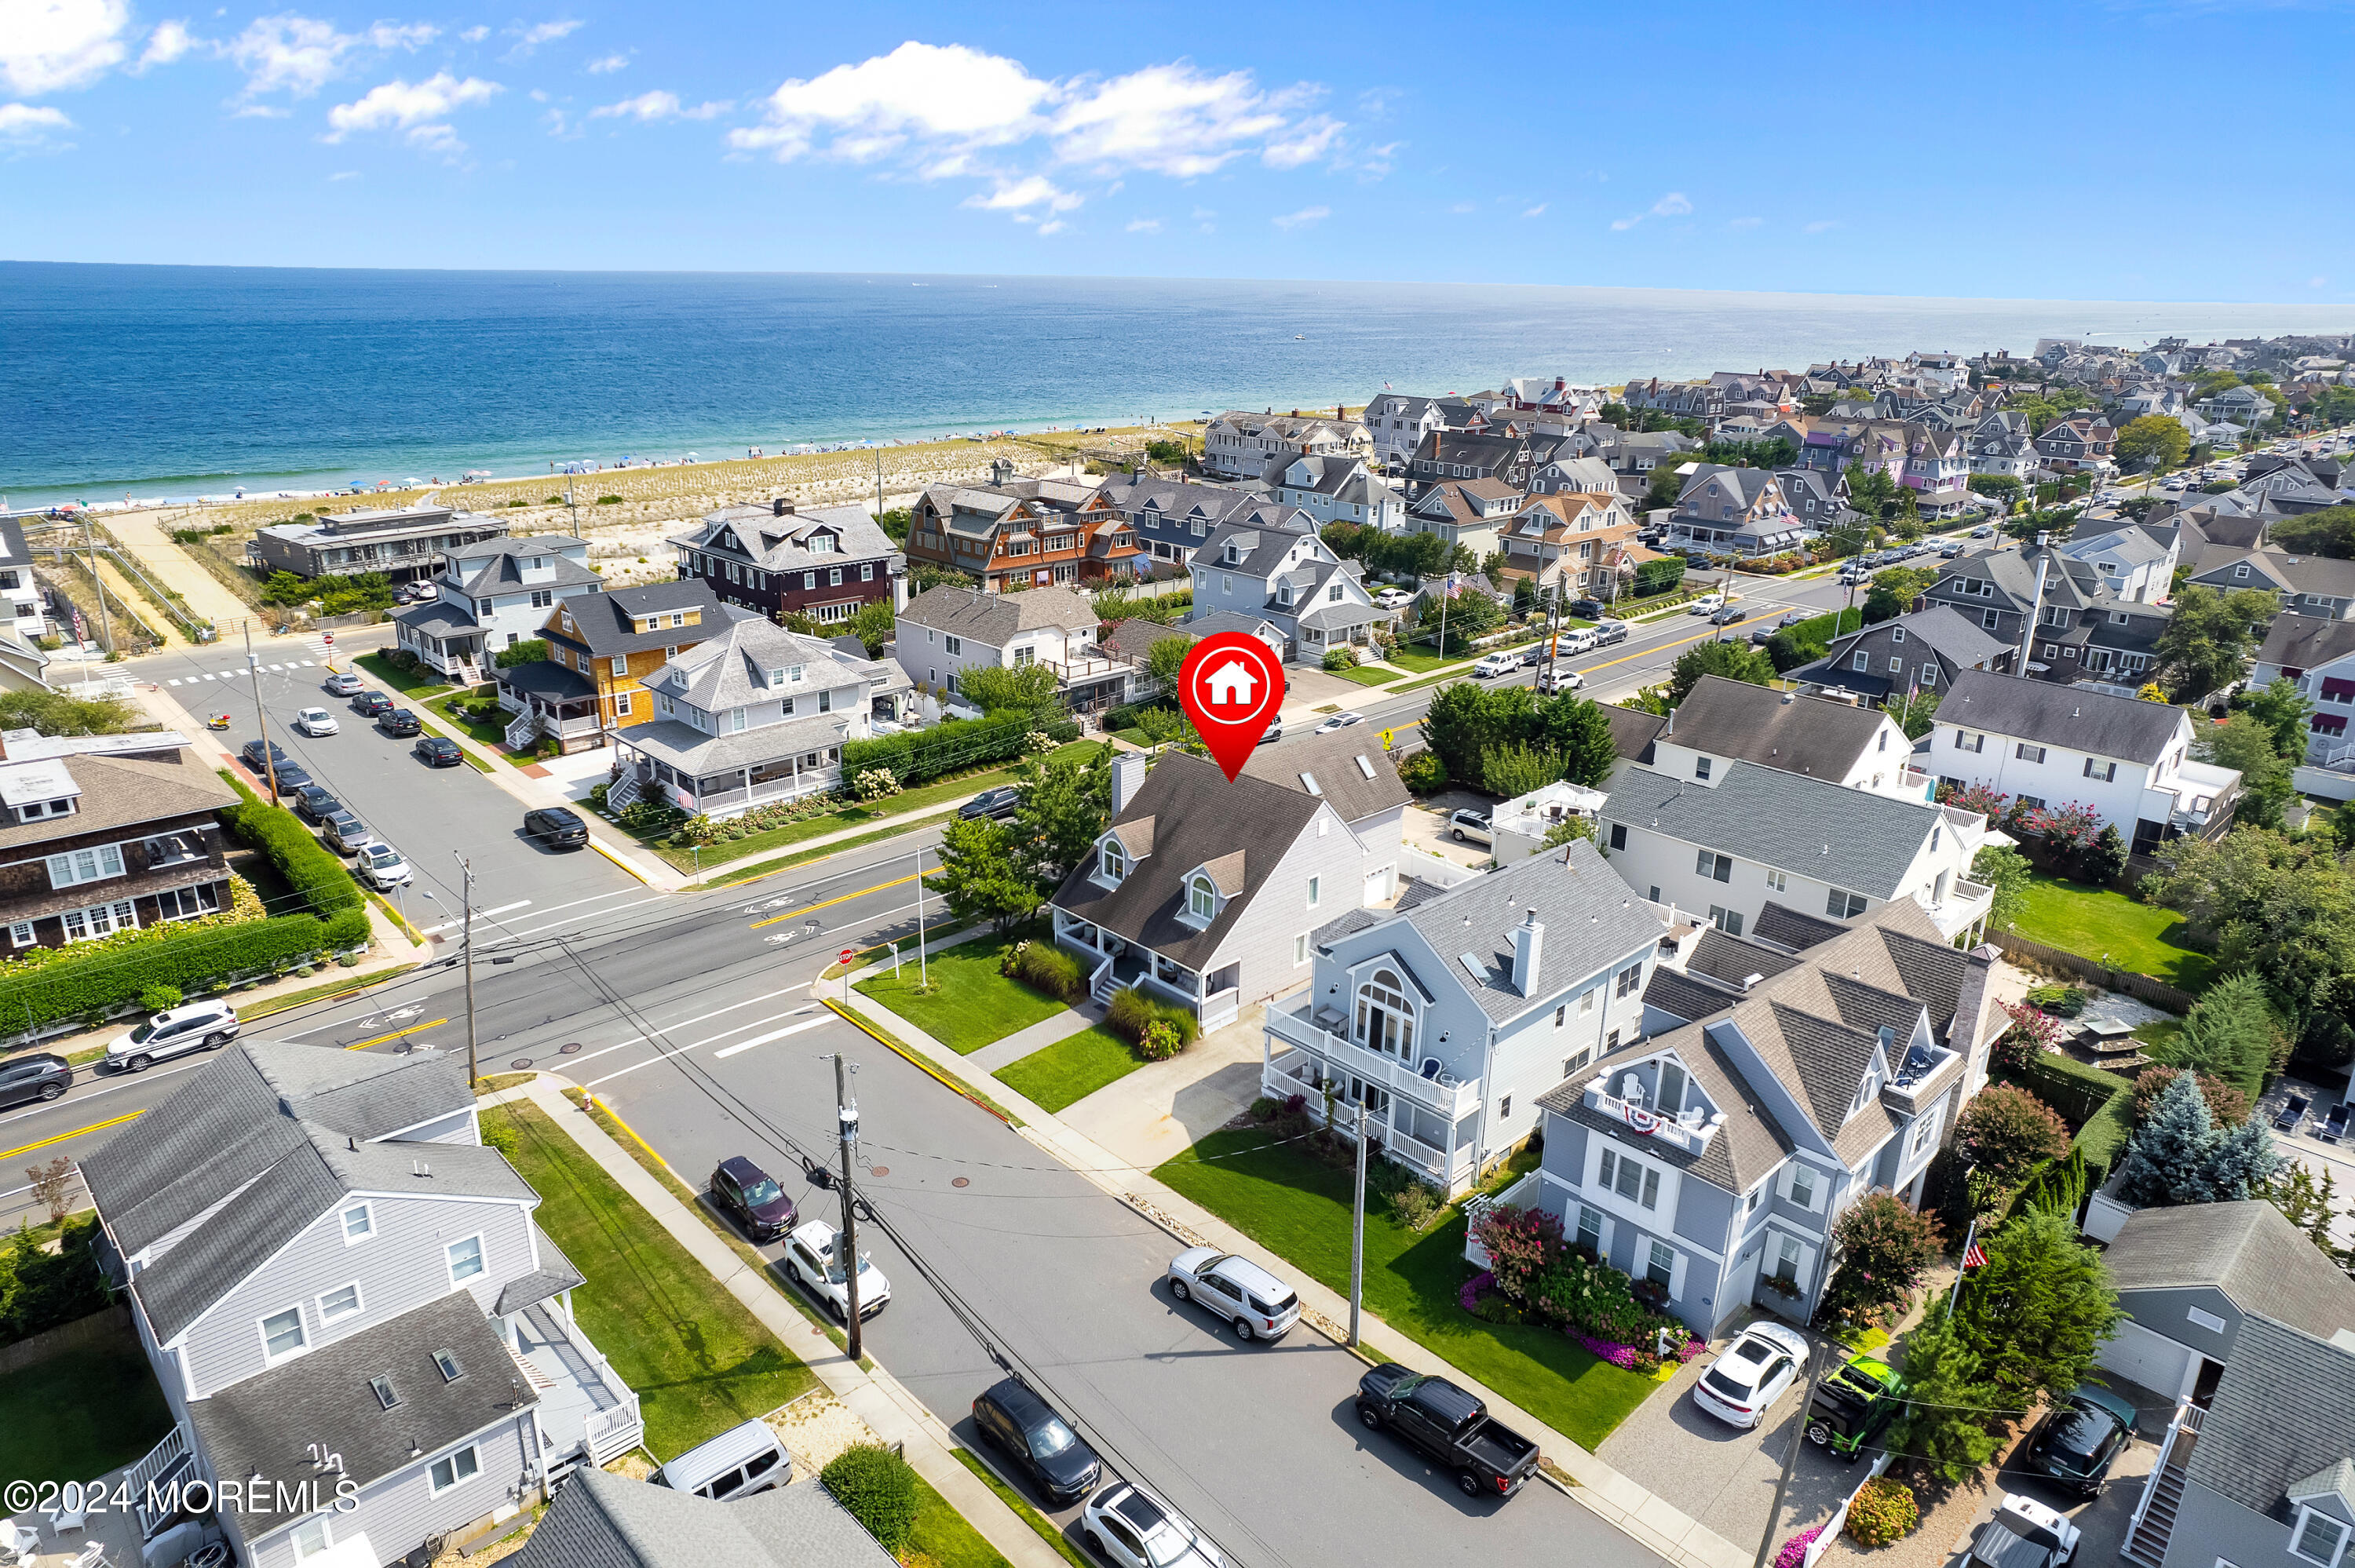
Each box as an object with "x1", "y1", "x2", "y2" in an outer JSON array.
[
  {"x1": 612, "y1": 717, "x2": 849, "y2": 822},
  {"x1": 1260, "y1": 994, "x2": 1482, "y2": 1195},
  {"x1": 392, "y1": 603, "x2": 487, "y2": 682},
  {"x1": 1053, "y1": 906, "x2": 1240, "y2": 1029},
  {"x1": 496, "y1": 661, "x2": 608, "y2": 756}
]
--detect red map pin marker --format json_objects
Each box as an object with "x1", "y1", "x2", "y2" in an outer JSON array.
[{"x1": 1178, "y1": 632, "x2": 1286, "y2": 782}]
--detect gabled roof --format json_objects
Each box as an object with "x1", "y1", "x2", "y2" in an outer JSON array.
[
  {"x1": 2189, "y1": 1316, "x2": 2355, "y2": 1519},
  {"x1": 1601, "y1": 760, "x2": 1941, "y2": 899},
  {"x1": 0, "y1": 749, "x2": 236, "y2": 853},
  {"x1": 2105, "y1": 1200, "x2": 2355, "y2": 1340},
  {"x1": 505, "y1": 1463, "x2": 896, "y2": 1568},
  {"x1": 446, "y1": 534, "x2": 601, "y2": 596},
  {"x1": 681, "y1": 501, "x2": 898, "y2": 569},
  {"x1": 1805, "y1": 606, "x2": 2011, "y2": 676},
  {"x1": 899, "y1": 583, "x2": 1097, "y2": 644},
  {"x1": 543, "y1": 579, "x2": 733, "y2": 658},
  {"x1": 1667, "y1": 676, "x2": 1893, "y2": 780},
  {"x1": 1939, "y1": 669, "x2": 2189, "y2": 764},
  {"x1": 1198, "y1": 512, "x2": 1324, "y2": 579},
  {"x1": 2258, "y1": 613, "x2": 2355, "y2": 670},
  {"x1": 1602, "y1": 705, "x2": 1667, "y2": 764},
  {"x1": 1240, "y1": 726, "x2": 1410, "y2": 827},
  {"x1": 652, "y1": 615, "x2": 887, "y2": 714}
]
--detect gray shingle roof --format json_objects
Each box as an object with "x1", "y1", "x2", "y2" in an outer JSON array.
[
  {"x1": 1818, "y1": 606, "x2": 2011, "y2": 671},
  {"x1": 505, "y1": 1465, "x2": 897, "y2": 1568},
  {"x1": 1602, "y1": 706, "x2": 1667, "y2": 764},
  {"x1": 1667, "y1": 677, "x2": 1893, "y2": 780},
  {"x1": 618, "y1": 710, "x2": 860, "y2": 779},
  {"x1": 0, "y1": 749, "x2": 236, "y2": 854},
  {"x1": 648, "y1": 617, "x2": 897, "y2": 716},
  {"x1": 391, "y1": 598, "x2": 481, "y2": 636},
  {"x1": 1939, "y1": 669, "x2": 2189, "y2": 764},
  {"x1": 679, "y1": 501, "x2": 897, "y2": 573},
  {"x1": 447, "y1": 536, "x2": 601, "y2": 596},
  {"x1": 2259, "y1": 614, "x2": 2355, "y2": 670},
  {"x1": 495, "y1": 1221, "x2": 588, "y2": 1317},
  {"x1": 188, "y1": 1292, "x2": 534, "y2": 1497},
  {"x1": 2105, "y1": 1201, "x2": 2355, "y2": 1339},
  {"x1": 1392, "y1": 839, "x2": 1664, "y2": 1025},
  {"x1": 1240, "y1": 726, "x2": 1410, "y2": 828},
  {"x1": 898, "y1": 584, "x2": 1097, "y2": 644},
  {"x1": 2189, "y1": 1315, "x2": 2355, "y2": 1518},
  {"x1": 546, "y1": 581, "x2": 733, "y2": 658},
  {"x1": 1601, "y1": 760, "x2": 1941, "y2": 900},
  {"x1": 1751, "y1": 900, "x2": 1851, "y2": 952},
  {"x1": 1538, "y1": 1022, "x2": 1794, "y2": 1192}
]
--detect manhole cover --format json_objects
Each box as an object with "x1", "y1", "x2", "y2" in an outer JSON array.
[
  {"x1": 869, "y1": 1165, "x2": 889, "y2": 1177},
  {"x1": 509, "y1": 1058, "x2": 531, "y2": 1070},
  {"x1": 559, "y1": 1041, "x2": 582, "y2": 1056},
  {"x1": 951, "y1": 1176, "x2": 969, "y2": 1189}
]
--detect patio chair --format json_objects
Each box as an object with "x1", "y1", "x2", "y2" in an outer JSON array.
[
  {"x1": 0, "y1": 1519, "x2": 38, "y2": 1566},
  {"x1": 63, "y1": 1542, "x2": 108, "y2": 1568},
  {"x1": 45, "y1": 1482, "x2": 94, "y2": 1535},
  {"x1": 2276, "y1": 1093, "x2": 2312, "y2": 1132},
  {"x1": 2323, "y1": 1103, "x2": 2349, "y2": 1145}
]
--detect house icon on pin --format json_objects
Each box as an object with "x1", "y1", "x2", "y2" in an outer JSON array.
[{"x1": 1204, "y1": 658, "x2": 1258, "y2": 706}]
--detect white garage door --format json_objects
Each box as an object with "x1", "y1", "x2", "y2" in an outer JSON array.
[{"x1": 2098, "y1": 1317, "x2": 2194, "y2": 1397}]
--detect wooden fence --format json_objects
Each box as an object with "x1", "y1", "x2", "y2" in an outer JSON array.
[
  {"x1": 0, "y1": 1304, "x2": 130, "y2": 1375},
  {"x1": 1984, "y1": 928, "x2": 2200, "y2": 1013}
]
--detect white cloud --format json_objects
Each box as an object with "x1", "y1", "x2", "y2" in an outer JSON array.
[
  {"x1": 962, "y1": 173, "x2": 1079, "y2": 213},
  {"x1": 327, "y1": 166, "x2": 358, "y2": 178},
  {"x1": 1521, "y1": 202, "x2": 1546, "y2": 217},
  {"x1": 325, "y1": 71, "x2": 500, "y2": 153},
  {"x1": 506, "y1": 18, "x2": 580, "y2": 54},
  {"x1": 1125, "y1": 217, "x2": 1160, "y2": 232},
  {"x1": 1611, "y1": 189, "x2": 1693, "y2": 231},
  {"x1": 1, "y1": 0, "x2": 130, "y2": 95},
  {"x1": 2311, "y1": 275, "x2": 2330, "y2": 289},
  {"x1": 1052, "y1": 61, "x2": 1311, "y2": 177},
  {"x1": 226, "y1": 13, "x2": 433, "y2": 100},
  {"x1": 459, "y1": 24, "x2": 487, "y2": 41},
  {"x1": 135, "y1": 19, "x2": 195, "y2": 71},
  {"x1": 1271, "y1": 203, "x2": 1328, "y2": 229},
  {"x1": 1727, "y1": 215, "x2": 1762, "y2": 230},
  {"x1": 731, "y1": 40, "x2": 1051, "y2": 162},
  {"x1": 1803, "y1": 219, "x2": 1838, "y2": 233},
  {"x1": 0, "y1": 100, "x2": 74, "y2": 140},
  {"x1": 1036, "y1": 218, "x2": 1065, "y2": 235},
  {"x1": 1261, "y1": 111, "x2": 1340, "y2": 170},
  {"x1": 590, "y1": 89, "x2": 729, "y2": 122},
  {"x1": 585, "y1": 52, "x2": 627, "y2": 72},
  {"x1": 1447, "y1": 200, "x2": 1475, "y2": 213}
]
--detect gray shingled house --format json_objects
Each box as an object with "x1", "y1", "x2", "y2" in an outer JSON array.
[{"x1": 502, "y1": 1464, "x2": 894, "y2": 1568}]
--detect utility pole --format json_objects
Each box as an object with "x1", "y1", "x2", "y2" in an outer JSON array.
[
  {"x1": 913, "y1": 843, "x2": 929, "y2": 989},
  {"x1": 1349, "y1": 1103, "x2": 1368, "y2": 1348},
  {"x1": 1753, "y1": 1337, "x2": 1827, "y2": 1568},
  {"x1": 834, "y1": 1052, "x2": 864, "y2": 1358},
  {"x1": 80, "y1": 515, "x2": 115, "y2": 655},
  {"x1": 243, "y1": 621, "x2": 278, "y2": 798},
  {"x1": 454, "y1": 853, "x2": 478, "y2": 1090}
]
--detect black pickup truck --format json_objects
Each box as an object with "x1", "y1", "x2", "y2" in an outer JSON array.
[{"x1": 1354, "y1": 1362, "x2": 1540, "y2": 1500}]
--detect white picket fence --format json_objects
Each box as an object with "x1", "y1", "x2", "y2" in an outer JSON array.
[{"x1": 1804, "y1": 1451, "x2": 1895, "y2": 1567}]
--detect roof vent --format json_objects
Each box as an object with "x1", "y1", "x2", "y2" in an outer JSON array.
[
  {"x1": 410, "y1": 1158, "x2": 430, "y2": 1179},
  {"x1": 1740, "y1": 972, "x2": 1765, "y2": 990}
]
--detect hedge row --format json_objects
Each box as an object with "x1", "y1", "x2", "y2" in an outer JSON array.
[
  {"x1": 0, "y1": 906, "x2": 371, "y2": 1032},
  {"x1": 2022, "y1": 1052, "x2": 2140, "y2": 1189},
  {"x1": 842, "y1": 711, "x2": 1035, "y2": 786},
  {"x1": 227, "y1": 796, "x2": 364, "y2": 915}
]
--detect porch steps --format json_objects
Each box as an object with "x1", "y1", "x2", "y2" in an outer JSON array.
[
  {"x1": 505, "y1": 710, "x2": 542, "y2": 751},
  {"x1": 2122, "y1": 1464, "x2": 2187, "y2": 1566},
  {"x1": 605, "y1": 773, "x2": 641, "y2": 812}
]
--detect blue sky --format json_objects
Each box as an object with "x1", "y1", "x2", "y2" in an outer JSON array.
[{"x1": 3, "y1": 0, "x2": 2351, "y2": 301}]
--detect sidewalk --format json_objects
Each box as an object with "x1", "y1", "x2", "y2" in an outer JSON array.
[
  {"x1": 487, "y1": 1076, "x2": 1068, "y2": 1568},
  {"x1": 835, "y1": 954, "x2": 1751, "y2": 1568}
]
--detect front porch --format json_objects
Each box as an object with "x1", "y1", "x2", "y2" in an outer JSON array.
[
  {"x1": 495, "y1": 663, "x2": 608, "y2": 757},
  {"x1": 1260, "y1": 994, "x2": 1481, "y2": 1194},
  {"x1": 503, "y1": 1297, "x2": 643, "y2": 1474},
  {"x1": 612, "y1": 729, "x2": 844, "y2": 822},
  {"x1": 1052, "y1": 908, "x2": 1240, "y2": 1029}
]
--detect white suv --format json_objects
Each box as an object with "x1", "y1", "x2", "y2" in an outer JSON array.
[
  {"x1": 108, "y1": 1000, "x2": 239, "y2": 1073},
  {"x1": 784, "y1": 1220, "x2": 891, "y2": 1322}
]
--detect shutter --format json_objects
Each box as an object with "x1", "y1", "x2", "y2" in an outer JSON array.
[
  {"x1": 1667, "y1": 1248, "x2": 1689, "y2": 1303},
  {"x1": 1641, "y1": 1167, "x2": 1660, "y2": 1209}
]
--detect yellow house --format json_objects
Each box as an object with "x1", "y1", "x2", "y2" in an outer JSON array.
[{"x1": 508, "y1": 581, "x2": 744, "y2": 749}]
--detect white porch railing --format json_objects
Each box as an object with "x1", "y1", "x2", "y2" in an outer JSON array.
[
  {"x1": 585, "y1": 1395, "x2": 646, "y2": 1465},
  {"x1": 1264, "y1": 1002, "x2": 1481, "y2": 1120},
  {"x1": 125, "y1": 1422, "x2": 191, "y2": 1501},
  {"x1": 505, "y1": 711, "x2": 540, "y2": 749},
  {"x1": 1581, "y1": 1080, "x2": 1723, "y2": 1156}
]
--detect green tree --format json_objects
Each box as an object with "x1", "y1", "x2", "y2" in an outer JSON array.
[
  {"x1": 1885, "y1": 687, "x2": 1941, "y2": 740},
  {"x1": 2197, "y1": 711, "x2": 2295, "y2": 830},
  {"x1": 1543, "y1": 815, "x2": 1597, "y2": 848},
  {"x1": 1863, "y1": 566, "x2": 1937, "y2": 624},
  {"x1": 1646, "y1": 461, "x2": 1700, "y2": 511},
  {"x1": 2153, "y1": 583, "x2": 2280, "y2": 701},
  {"x1": 0, "y1": 690, "x2": 138, "y2": 735},
  {"x1": 845, "y1": 600, "x2": 896, "y2": 658},
  {"x1": 2116, "y1": 415, "x2": 2192, "y2": 472},
  {"x1": 2264, "y1": 1165, "x2": 2345, "y2": 1265},
  {"x1": 2116, "y1": 1070, "x2": 2281, "y2": 1206},
  {"x1": 1955, "y1": 1085, "x2": 2071, "y2": 1187},
  {"x1": 924, "y1": 817, "x2": 1041, "y2": 934},
  {"x1": 2238, "y1": 676, "x2": 2314, "y2": 760},
  {"x1": 1814, "y1": 1190, "x2": 1944, "y2": 1332},
  {"x1": 1539, "y1": 695, "x2": 1622, "y2": 788},
  {"x1": 2143, "y1": 828, "x2": 2355, "y2": 1039},
  {"x1": 2163, "y1": 969, "x2": 2281, "y2": 1099},
  {"x1": 1952, "y1": 1208, "x2": 2120, "y2": 1408},
  {"x1": 1661, "y1": 640, "x2": 1778, "y2": 706},
  {"x1": 1842, "y1": 459, "x2": 1898, "y2": 519},
  {"x1": 1512, "y1": 576, "x2": 1539, "y2": 619},
  {"x1": 492, "y1": 639, "x2": 549, "y2": 669},
  {"x1": 1011, "y1": 742, "x2": 1112, "y2": 883},
  {"x1": 2270, "y1": 505, "x2": 2355, "y2": 560},
  {"x1": 821, "y1": 1445, "x2": 922, "y2": 1555},
  {"x1": 2080, "y1": 822, "x2": 2128, "y2": 884},
  {"x1": 1481, "y1": 743, "x2": 1561, "y2": 799},
  {"x1": 1145, "y1": 631, "x2": 1195, "y2": 693},
  {"x1": 1890, "y1": 1305, "x2": 2003, "y2": 1483},
  {"x1": 2192, "y1": 370, "x2": 2244, "y2": 401},
  {"x1": 1972, "y1": 844, "x2": 2032, "y2": 929},
  {"x1": 956, "y1": 662, "x2": 1060, "y2": 716},
  {"x1": 1417, "y1": 586, "x2": 1503, "y2": 655}
]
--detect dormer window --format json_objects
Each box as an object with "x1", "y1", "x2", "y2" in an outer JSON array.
[
  {"x1": 16, "y1": 797, "x2": 75, "y2": 822},
  {"x1": 1189, "y1": 875, "x2": 1216, "y2": 921},
  {"x1": 1100, "y1": 841, "x2": 1126, "y2": 882},
  {"x1": 809, "y1": 532, "x2": 836, "y2": 554},
  {"x1": 2294, "y1": 1508, "x2": 2351, "y2": 1568}
]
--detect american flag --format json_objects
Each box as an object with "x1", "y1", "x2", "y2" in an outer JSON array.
[
  {"x1": 1383, "y1": 381, "x2": 1394, "y2": 390},
  {"x1": 1962, "y1": 1239, "x2": 1988, "y2": 1270}
]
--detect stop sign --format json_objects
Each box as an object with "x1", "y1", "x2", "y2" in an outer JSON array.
[{"x1": 838, "y1": 948, "x2": 856, "y2": 965}]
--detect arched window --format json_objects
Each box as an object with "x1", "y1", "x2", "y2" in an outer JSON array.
[
  {"x1": 1100, "y1": 841, "x2": 1126, "y2": 881},
  {"x1": 1353, "y1": 968, "x2": 1416, "y2": 1059},
  {"x1": 1189, "y1": 876, "x2": 1216, "y2": 921}
]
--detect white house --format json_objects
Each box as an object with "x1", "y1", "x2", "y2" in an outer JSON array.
[
  {"x1": 391, "y1": 534, "x2": 601, "y2": 681},
  {"x1": 1201, "y1": 410, "x2": 1371, "y2": 480},
  {"x1": 1645, "y1": 677, "x2": 1934, "y2": 803},
  {"x1": 893, "y1": 583, "x2": 1131, "y2": 717},
  {"x1": 1262, "y1": 454, "x2": 1406, "y2": 532},
  {"x1": 1930, "y1": 670, "x2": 2242, "y2": 854}
]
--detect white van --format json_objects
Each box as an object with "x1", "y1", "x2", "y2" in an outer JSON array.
[{"x1": 653, "y1": 1419, "x2": 793, "y2": 1503}]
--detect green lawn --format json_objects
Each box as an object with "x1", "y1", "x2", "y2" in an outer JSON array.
[
  {"x1": 1386, "y1": 645, "x2": 1473, "y2": 674},
  {"x1": 484, "y1": 1100, "x2": 819, "y2": 1460},
  {"x1": 953, "y1": 1449, "x2": 1090, "y2": 1568},
  {"x1": 0, "y1": 1332, "x2": 174, "y2": 1483},
  {"x1": 993, "y1": 1025, "x2": 1145, "y2": 1112},
  {"x1": 655, "y1": 740, "x2": 1109, "y2": 874},
  {"x1": 853, "y1": 930, "x2": 1068, "y2": 1053},
  {"x1": 904, "y1": 1477, "x2": 1011, "y2": 1568},
  {"x1": 1331, "y1": 663, "x2": 1404, "y2": 687},
  {"x1": 2009, "y1": 873, "x2": 2217, "y2": 990},
  {"x1": 354, "y1": 651, "x2": 455, "y2": 698},
  {"x1": 1156, "y1": 1132, "x2": 1659, "y2": 1450}
]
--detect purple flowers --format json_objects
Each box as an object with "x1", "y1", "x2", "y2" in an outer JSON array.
[
  {"x1": 1573, "y1": 1331, "x2": 1706, "y2": 1369},
  {"x1": 1460, "y1": 1271, "x2": 1495, "y2": 1312},
  {"x1": 1774, "y1": 1526, "x2": 1823, "y2": 1568}
]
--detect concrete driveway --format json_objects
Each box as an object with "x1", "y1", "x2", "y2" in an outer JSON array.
[
  {"x1": 1598, "y1": 1325, "x2": 1862, "y2": 1555},
  {"x1": 1401, "y1": 795, "x2": 1495, "y2": 870}
]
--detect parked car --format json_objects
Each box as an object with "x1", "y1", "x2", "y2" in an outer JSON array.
[
  {"x1": 524, "y1": 806, "x2": 590, "y2": 849},
  {"x1": 1972, "y1": 524, "x2": 1996, "y2": 537},
  {"x1": 1374, "y1": 588, "x2": 1415, "y2": 610},
  {"x1": 1254, "y1": 718, "x2": 1284, "y2": 746},
  {"x1": 268, "y1": 761, "x2": 314, "y2": 795},
  {"x1": 961, "y1": 786, "x2": 1020, "y2": 821},
  {"x1": 1354, "y1": 1362, "x2": 1540, "y2": 1500},
  {"x1": 352, "y1": 691, "x2": 395, "y2": 718},
  {"x1": 1939, "y1": 541, "x2": 1966, "y2": 557},
  {"x1": 356, "y1": 841, "x2": 411, "y2": 890},
  {"x1": 321, "y1": 811, "x2": 375, "y2": 855},
  {"x1": 1536, "y1": 665, "x2": 1585, "y2": 693},
  {"x1": 1516, "y1": 644, "x2": 1546, "y2": 667},
  {"x1": 239, "y1": 738, "x2": 286, "y2": 771},
  {"x1": 414, "y1": 735, "x2": 463, "y2": 767},
  {"x1": 1081, "y1": 1481, "x2": 1223, "y2": 1568},
  {"x1": 2020, "y1": 1385, "x2": 2136, "y2": 1497},
  {"x1": 1593, "y1": 621, "x2": 1630, "y2": 647},
  {"x1": 1688, "y1": 594, "x2": 1724, "y2": 614},
  {"x1": 1691, "y1": 1322, "x2": 1807, "y2": 1429},
  {"x1": 294, "y1": 784, "x2": 342, "y2": 824},
  {"x1": 1568, "y1": 598, "x2": 1606, "y2": 618},
  {"x1": 1683, "y1": 552, "x2": 1712, "y2": 568},
  {"x1": 653, "y1": 1419, "x2": 791, "y2": 1503},
  {"x1": 107, "y1": 1000, "x2": 239, "y2": 1074},
  {"x1": 971, "y1": 1377, "x2": 1102, "y2": 1505},
  {"x1": 1710, "y1": 605, "x2": 1748, "y2": 626},
  {"x1": 1805, "y1": 1354, "x2": 1906, "y2": 1463},
  {"x1": 291, "y1": 706, "x2": 339, "y2": 737},
  {"x1": 380, "y1": 707, "x2": 422, "y2": 737},
  {"x1": 1316, "y1": 711, "x2": 1364, "y2": 733},
  {"x1": 1472, "y1": 652, "x2": 1519, "y2": 678},
  {"x1": 783, "y1": 1219, "x2": 889, "y2": 1322},
  {"x1": 321, "y1": 671, "x2": 365, "y2": 698},
  {"x1": 709, "y1": 1155, "x2": 799, "y2": 1242},
  {"x1": 1165, "y1": 1247, "x2": 1301, "y2": 1341},
  {"x1": 1968, "y1": 1494, "x2": 2079, "y2": 1568},
  {"x1": 0, "y1": 1052, "x2": 71, "y2": 1110}
]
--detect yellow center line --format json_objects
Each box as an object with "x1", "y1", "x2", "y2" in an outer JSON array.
[
  {"x1": 1, "y1": 1108, "x2": 145, "y2": 1161},
  {"x1": 344, "y1": 1018, "x2": 448, "y2": 1052},
  {"x1": 750, "y1": 873, "x2": 918, "y2": 930}
]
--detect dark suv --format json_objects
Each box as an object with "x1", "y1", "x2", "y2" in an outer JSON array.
[
  {"x1": 294, "y1": 784, "x2": 342, "y2": 824},
  {"x1": 710, "y1": 1156, "x2": 798, "y2": 1242},
  {"x1": 352, "y1": 691, "x2": 395, "y2": 718},
  {"x1": 972, "y1": 1377, "x2": 1102, "y2": 1506},
  {"x1": 414, "y1": 735, "x2": 463, "y2": 767},
  {"x1": 0, "y1": 1052, "x2": 71, "y2": 1110},
  {"x1": 524, "y1": 806, "x2": 590, "y2": 849},
  {"x1": 960, "y1": 786, "x2": 1020, "y2": 822}
]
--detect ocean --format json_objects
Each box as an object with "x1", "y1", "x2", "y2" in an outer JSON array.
[{"x1": 5, "y1": 261, "x2": 2350, "y2": 507}]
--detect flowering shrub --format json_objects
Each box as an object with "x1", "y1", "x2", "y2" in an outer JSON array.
[
  {"x1": 853, "y1": 768, "x2": 901, "y2": 800},
  {"x1": 1466, "y1": 1205, "x2": 1561, "y2": 1300},
  {"x1": 1137, "y1": 1019, "x2": 1185, "y2": 1061},
  {"x1": 1989, "y1": 998, "x2": 2065, "y2": 1076},
  {"x1": 2022, "y1": 799, "x2": 2102, "y2": 853},
  {"x1": 1774, "y1": 1526, "x2": 1823, "y2": 1568},
  {"x1": 1843, "y1": 1476, "x2": 1919, "y2": 1547},
  {"x1": 1024, "y1": 731, "x2": 1057, "y2": 753},
  {"x1": 1464, "y1": 1207, "x2": 1696, "y2": 1366},
  {"x1": 670, "y1": 789, "x2": 851, "y2": 845},
  {"x1": 1936, "y1": 781, "x2": 2010, "y2": 820},
  {"x1": 1459, "y1": 1270, "x2": 1495, "y2": 1312}
]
